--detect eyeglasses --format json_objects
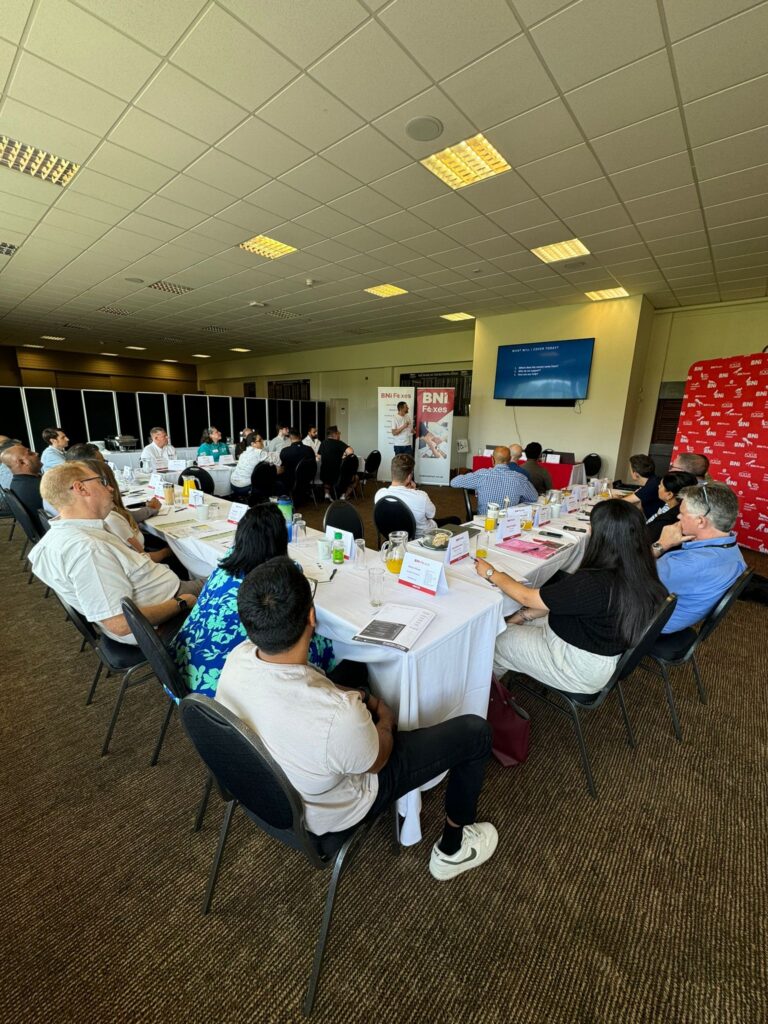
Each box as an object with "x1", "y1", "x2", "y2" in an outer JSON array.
[
  {"x1": 69, "y1": 474, "x2": 109, "y2": 490},
  {"x1": 698, "y1": 484, "x2": 711, "y2": 519}
]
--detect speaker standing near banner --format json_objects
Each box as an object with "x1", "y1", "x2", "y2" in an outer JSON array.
[{"x1": 377, "y1": 387, "x2": 415, "y2": 479}]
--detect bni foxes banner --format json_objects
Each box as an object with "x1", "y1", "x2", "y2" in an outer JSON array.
[
  {"x1": 377, "y1": 387, "x2": 415, "y2": 480},
  {"x1": 673, "y1": 353, "x2": 768, "y2": 553},
  {"x1": 414, "y1": 387, "x2": 455, "y2": 487}
]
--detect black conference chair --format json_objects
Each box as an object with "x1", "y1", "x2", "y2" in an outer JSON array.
[
  {"x1": 333, "y1": 454, "x2": 359, "y2": 500},
  {"x1": 250, "y1": 462, "x2": 278, "y2": 503},
  {"x1": 323, "y1": 500, "x2": 364, "y2": 541},
  {"x1": 508, "y1": 595, "x2": 678, "y2": 799},
  {"x1": 0, "y1": 487, "x2": 15, "y2": 542},
  {"x1": 373, "y1": 494, "x2": 417, "y2": 547},
  {"x1": 461, "y1": 487, "x2": 476, "y2": 523},
  {"x1": 121, "y1": 598, "x2": 190, "y2": 766},
  {"x1": 2, "y1": 487, "x2": 45, "y2": 582},
  {"x1": 356, "y1": 450, "x2": 382, "y2": 496},
  {"x1": 583, "y1": 453, "x2": 602, "y2": 477},
  {"x1": 179, "y1": 466, "x2": 215, "y2": 495},
  {"x1": 293, "y1": 457, "x2": 318, "y2": 507},
  {"x1": 178, "y1": 694, "x2": 399, "y2": 1016},
  {"x1": 640, "y1": 569, "x2": 753, "y2": 741}
]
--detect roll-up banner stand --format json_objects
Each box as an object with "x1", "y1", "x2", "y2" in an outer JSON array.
[
  {"x1": 414, "y1": 387, "x2": 454, "y2": 487},
  {"x1": 377, "y1": 386, "x2": 415, "y2": 481}
]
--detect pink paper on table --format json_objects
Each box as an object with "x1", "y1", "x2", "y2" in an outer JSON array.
[{"x1": 497, "y1": 538, "x2": 557, "y2": 560}]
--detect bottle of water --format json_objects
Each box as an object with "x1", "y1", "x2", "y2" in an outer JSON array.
[{"x1": 332, "y1": 532, "x2": 345, "y2": 565}]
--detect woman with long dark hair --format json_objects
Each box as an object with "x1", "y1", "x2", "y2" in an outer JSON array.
[
  {"x1": 171, "y1": 501, "x2": 334, "y2": 695},
  {"x1": 197, "y1": 425, "x2": 230, "y2": 462},
  {"x1": 476, "y1": 499, "x2": 668, "y2": 695},
  {"x1": 645, "y1": 470, "x2": 697, "y2": 542}
]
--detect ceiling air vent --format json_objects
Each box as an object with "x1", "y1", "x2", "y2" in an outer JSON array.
[
  {"x1": 98, "y1": 306, "x2": 132, "y2": 316},
  {"x1": 203, "y1": 326, "x2": 227, "y2": 333},
  {"x1": 265, "y1": 308, "x2": 301, "y2": 320},
  {"x1": 149, "y1": 280, "x2": 193, "y2": 294},
  {"x1": 0, "y1": 241, "x2": 17, "y2": 256}
]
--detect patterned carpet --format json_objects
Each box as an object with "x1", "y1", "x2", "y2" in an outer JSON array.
[{"x1": 1, "y1": 487, "x2": 766, "y2": 1024}]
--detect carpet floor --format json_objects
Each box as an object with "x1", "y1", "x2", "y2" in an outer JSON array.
[{"x1": 1, "y1": 486, "x2": 766, "y2": 1024}]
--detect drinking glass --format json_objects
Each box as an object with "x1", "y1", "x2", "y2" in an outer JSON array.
[
  {"x1": 368, "y1": 567, "x2": 384, "y2": 607},
  {"x1": 475, "y1": 530, "x2": 490, "y2": 559},
  {"x1": 293, "y1": 518, "x2": 306, "y2": 546},
  {"x1": 354, "y1": 538, "x2": 367, "y2": 570},
  {"x1": 521, "y1": 516, "x2": 534, "y2": 531}
]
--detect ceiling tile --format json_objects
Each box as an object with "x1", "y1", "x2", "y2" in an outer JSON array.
[
  {"x1": 132, "y1": 195, "x2": 205, "y2": 231},
  {"x1": 293, "y1": 205, "x2": 360, "y2": 237},
  {"x1": 371, "y1": 87, "x2": 477, "y2": 160},
  {"x1": 566, "y1": 49, "x2": 677, "y2": 139},
  {"x1": 371, "y1": 163, "x2": 447, "y2": 206},
  {"x1": 441, "y1": 217, "x2": 502, "y2": 246},
  {"x1": 158, "y1": 175, "x2": 235, "y2": 215},
  {"x1": 116, "y1": 212, "x2": 182, "y2": 243},
  {"x1": 86, "y1": 142, "x2": 177, "y2": 190},
  {"x1": 9, "y1": 51, "x2": 125, "y2": 136},
  {"x1": 409, "y1": 193, "x2": 479, "y2": 230},
  {"x1": 312, "y1": 21, "x2": 431, "y2": 121},
  {"x1": 402, "y1": 229, "x2": 457, "y2": 256},
  {"x1": 73, "y1": 0, "x2": 207, "y2": 55},
  {"x1": 25, "y1": 0, "x2": 160, "y2": 101},
  {"x1": 370, "y1": 210, "x2": 432, "y2": 241},
  {"x1": 335, "y1": 225, "x2": 400, "y2": 253},
  {"x1": 2, "y1": 0, "x2": 34, "y2": 45},
  {"x1": 468, "y1": 236, "x2": 525, "y2": 260},
  {"x1": 624, "y1": 184, "x2": 700, "y2": 222},
  {"x1": 278, "y1": 157, "x2": 363, "y2": 203},
  {"x1": 511, "y1": 221, "x2": 574, "y2": 249},
  {"x1": 0, "y1": 37, "x2": 16, "y2": 92},
  {"x1": 709, "y1": 214, "x2": 768, "y2": 244},
  {"x1": 303, "y1": 239, "x2": 361, "y2": 263},
  {"x1": 486, "y1": 99, "x2": 582, "y2": 167},
  {"x1": 591, "y1": 109, "x2": 686, "y2": 173},
  {"x1": 0, "y1": 189, "x2": 47, "y2": 223},
  {"x1": 544, "y1": 177, "x2": 618, "y2": 218},
  {"x1": 655, "y1": 247, "x2": 710, "y2": 267},
  {"x1": 135, "y1": 64, "x2": 246, "y2": 144},
  {"x1": 321, "y1": 125, "x2": 411, "y2": 182},
  {"x1": 185, "y1": 149, "x2": 268, "y2": 197},
  {"x1": 699, "y1": 164, "x2": 768, "y2": 206},
  {"x1": 530, "y1": 0, "x2": 664, "y2": 92},
  {"x1": 693, "y1": 125, "x2": 768, "y2": 180},
  {"x1": 171, "y1": 5, "x2": 296, "y2": 110},
  {"x1": 442, "y1": 32, "x2": 558, "y2": 129},
  {"x1": 489, "y1": 198, "x2": 560, "y2": 233},
  {"x1": 64, "y1": 168, "x2": 150, "y2": 211},
  {"x1": 108, "y1": 107, "x2": 208, "y2": 172},
  {"x1": 257, "y1": 75, "x2": 364, "y2": 151},
  {"x1": 217, "y1": 117, "x2": 312, "y2": 178},
  {"x1": 456, "y1": 170, "x2": 536, "y2": 216},
  {"x1": 646, "y1": 229, "x2": 709, "y2": 255},
  {"x1": 517, "y1": 144, "x2": 604, "y2": 195},
  {"x1": 684, "y1": 74, "x2": 768, "y2": 148},
  {"x1": 215, "y1": 200, "x2": 282, "y2": 235},
  {"x1": 637, "y1": 209, "x2": 706, "y2": 241},
  {"x1": 0, "y1": 97, "x2": 100, "y2": 165},
  {"x1": 672, "y1": 3, "x2": 768, "y2": 102},
  {"x1": 611, "y1": 152, "x2": 695, "y2": 201},
  {"x1": 579, "y1": 224, "x2": 644, "y2": 251},
  {"x1": 329, "y1": 187, "x2": 402, "y2": 223},
  {"x1": 662, "y1": 0, "x2": 764, "y2": 42},
  {"x1": 564, "y1": 204, "x2": 632, "y2": 236}
]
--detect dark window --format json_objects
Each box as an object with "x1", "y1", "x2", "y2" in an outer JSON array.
[
  {"x1": 137, "y1": 392, "x2": 166, "y2": 444},
  {"x1": 166, "y1": 393, "x2": 185, "y2": 448},
  {"x1": 24, "y1": 388, "x2": 57, "y2": 451},
  {"x1": 184, "y1": 394, "x2": 209, "y2": 448},
  {"x1": 54, "y1": 389, "x2": 87, "y2": 446},
  {"x1": 244, "y1": 397, "x2": 267, "y2": 438},
  {"x1": 115, "y1": 392, "x2": 140, "y2": 441},
  {"x1": 83, "y1": 390, "x2": 118, "y2": 440},
  {"x1": 1, "y1": 387, "x2": 30, "y2": 448},
  {"x1": 207, "y1": 395, "x2": 232, "y2": 441}
]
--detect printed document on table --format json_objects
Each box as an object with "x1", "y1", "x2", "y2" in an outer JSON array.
[{"x1": 352, "y1": 603, "x2": 435, "y2": 652}]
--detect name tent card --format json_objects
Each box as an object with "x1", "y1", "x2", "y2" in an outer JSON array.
[
  {"x1": 544, "y1": 453, "x2": 561, "y2": 464},
  {"x1": 227, "y1": 501, "x2": 248, "y2": 524},
  {"x1": 499, "y1": 512, "x2": 522, "y2": 541},
  {"x1": 188, "y1": 488, "x2": 205, "y2": 509},
  {"x1": 398, "y1": 551, "x2": 448, "y2": 596},
  {"x1": 168, "y1": 459, "x2": 186, "y2": 472},
  {"x1": 197, "y1": 455, "x2": 214, "y2": 467},
  {"x1": 149, "y1": 472, "x2": 163, "y2": 490},
  {"x1": 534, "y1": 505, "x2": 552, "y2": 528},
  {"x1": 566, "y1": 494, "x2": 579, "y2": 513},
  {"x1": 445, "y1": 531, "x2": 470, "y2": 564},
  {"x1": 219, "y1": 454, "x2": 235, "y2": 465}
]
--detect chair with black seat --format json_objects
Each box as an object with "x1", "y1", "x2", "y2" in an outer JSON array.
[
  {"x1": 3, "y1": 487, "x2": 45, "y2": 582},
  {"x1": 583, "y1": 453, "x2": 602, "y2": 477},
  {"x1": 641, "y1": 569, "x2": 753, "y2": 741},
  {"x1": 323, "y1": 500, "x2": 364, "y2": 541},
  {"x1": 250, "y1": 461, "x2": 277, "y2": 503},
  {"x1": 37, "y1": 508, "x2": 53, "y2": 534},
  {"x1": 356, "y1": 450, "x2": 382, "y2": 497},
  {"x1": 178, "y1": 693, "x2": 399, "y2": 1016},
  {"x1": 333, "y1": 454, "x2": 359, "y2": 500},
  {"x1": 373, "y1": 494, "x2": 417, "y2": 547},
  {"x1": 508, "y1": 595, "x2": 677, "y2": 799},
  {"x1": 293, "y1": 456, "x2": 318, "y2": 507},
  {"x1": 461, "y1": 487, "x2": 476, "y2": 523},
  {"x1": 121, "y1": 598, "x2": 190, "y2": 766},
  {"x1": 179, "y1": 466, "x2": 215, "y2": 495}
]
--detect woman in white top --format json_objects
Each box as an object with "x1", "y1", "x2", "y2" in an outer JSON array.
[{"x1": 230, "y1": 434, "x2": 278, "y2": 495}]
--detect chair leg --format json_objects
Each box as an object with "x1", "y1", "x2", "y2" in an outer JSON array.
[
  {"x1": 85, "y1": 661, "x2": 103, "y2": 705},
  {"x1": 100, "y1": 664, "x2": 148, "y2": 756},
  {"x1": 303, "y1": 843, "x2": 353, "y2": 1016},
  {"x1": 150, "y1": 700, "x2": 175, "y2": 767},
  {"x1": 568, "y1": 704, "x2": 598, "y2": 799},
  {"x1": 660, "y1": 665, "x2": 683, "y2": 742},
  {"x1": 19, "y1": 537, "x2": 28, "y2": 561},
  {"x1": 690, "y1": 653, "x2": 709, "y2": 705},
  {"x1": 79, "y1": 637, "x2": 87, "y2": 654},
  {"x1": 43, "y1": 586, "x2": 50, "y2": 599},
  {"x1": 391, "y1": 804, "x2": 402, "y2": 855},
  {"x1": 202, "y1": 799, "x2": 237, "y2": 915},
  {"x1": 27, "y1": 567, "x2": 34, "y2": 584},
  {"x1": 193, "y1": 773, "x2": 214, "y2": 833},
  {"x1": 7, "y1": 520, "x2": 15, "y2": 542},
  {"x1": 615, "y1": 683, "x2": 637, "y2": 748}
]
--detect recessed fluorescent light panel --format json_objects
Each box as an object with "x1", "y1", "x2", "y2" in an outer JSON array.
[
  {"x1": 102, "y1": 352, "x2": 118, "y2": 356},
  {"x1": 162, "y1": 359, "x2": 178, "y2": 363},
  {"x1": 0, "y1": 135, "x2": 80, "y2": 186},
  {"x1": 23, "y1": 343, "x2": 44, "y2": 348},
  {"x1": 40, "y1": 335, "x2": 65, "y2": 341},
  {"x1": 420, "y1": 133, "x2": 510, "y2": 190},
  {"x1": 125, "y1": 345, "x2": 146, "y2": 350},
  {"x1": 364, "y1": 284, "x2": 408, "y2": 298},
  {"x1": 531, "y1": 239, "x2": 590, "y2": 264},
  {"x1": 230, "y1": 347, "x2": 251, "y2": 353},
  {"x1": 191, "y1": 354, "x2": 211, "y2": 358},
  {"x1": 585, "y1": 287, "x2": 629, "y2": 301},
  {"x1": 239, "y1": 235, "x2": 297, "y2": 259},
  {"x1": 440, "y1": 312, "x2": 475, "y2": 321}
]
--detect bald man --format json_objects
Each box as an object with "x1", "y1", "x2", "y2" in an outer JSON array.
[
  {"x1": 450, "y1": 446, "x2": 537, "y2": 515},
  {"x1": 1, "y1": 443, "x2": 43, "y2": 515}
]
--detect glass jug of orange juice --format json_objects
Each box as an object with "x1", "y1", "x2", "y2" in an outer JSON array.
[{"x1": 380, "y1": 531, "x2": 408, "y2": 574}]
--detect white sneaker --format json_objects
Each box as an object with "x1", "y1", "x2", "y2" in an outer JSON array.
[
  {"x1": 324, "y1": 494, "x2": 332, "y2": 502},
  {"x1": 428, "y1": 822, "x2": 498, "y2": 881}
]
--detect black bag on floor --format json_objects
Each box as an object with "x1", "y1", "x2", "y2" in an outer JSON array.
[{"x1": 739, "y1": 573, "x2": 768, "y2": 605}]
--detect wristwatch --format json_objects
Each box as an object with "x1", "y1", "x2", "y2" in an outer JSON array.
[
  {"x1": 652, "y1": 542, "x2": 664, "y2": 554},
  {"x1": 485, "y1": 567, "x2": 495, "y2": 579},
  {"x1": 175, "y1": 597, "x2": 188, "y2": 612}
]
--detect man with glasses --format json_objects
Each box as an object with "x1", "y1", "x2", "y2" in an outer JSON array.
[
  {"x1": 30, "y1": 462, "x2": 202, "y2": 645},
  {"x1": 668, "y1": 452, "x2": 709, "y2": 482},
  {"x1": 651, "y1": 482, "x2": 746, "y2": 633}
]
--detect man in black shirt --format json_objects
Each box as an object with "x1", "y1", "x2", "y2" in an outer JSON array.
[
  {"x1": 622, "y1": 454, "x2": 663, "y2": 519},
  {"x1": 1, "y1": 444, "x2": 43, "y2": 515},
  {"x1": 318, "y1": 426, "x2": 357, "y2": 501},
  {"x1": 279, "y1": 428, "x2": 315, "y2": 496}
]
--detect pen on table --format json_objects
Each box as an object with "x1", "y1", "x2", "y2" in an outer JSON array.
[{"x1": 329, "y1": 569, "x2": 337, "y2": 581}]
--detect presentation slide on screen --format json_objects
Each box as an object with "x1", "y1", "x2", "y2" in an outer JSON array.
[{"x1": 494, "y1": 338, "x2": 594, "y2": 400}]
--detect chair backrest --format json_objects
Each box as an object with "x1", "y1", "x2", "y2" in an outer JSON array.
[
  {"x1": 121, "y1": 598, "x2": 189, "y2": 701},
  {"x1": 179, "y1": 694, "x2": 327, "y2": 866},
  {"x1": 462, "y1": 487, "x2": 475, "y2": 523},
  {"x1": 373, "y1": 494, "x2": 417, "y2": 542},
  {"x1": 54, "y1": 591, "x2": 100, "y2": 649},
  {"x1": 180, "y1": 466, "x2": 215, "y2": 494},
  {"x1": 336, "y1": 454, "x2": 359, "y2": 490},
  {"x1": 250, "y1": 461, "x2": 277, "y2": 499},
  {"x1": 292, "y1": 456, "x2": 316, "y2": 495},
  {"x1": 2, "y1": 487, "x2": 44, "y2": 544},
  {"x1": 364, "y1": 450, "x2": 382, "y2": 477},
  {"x1": 695, "y1": 568, "x2": 753, "y2": 647},
  {"x1": 616, "y1": 594, "x2": 678, "y2": 682},
  {"x1": 583, "y1": 453, "x2": 602, "y2": 477},
  {"x1": 37, "y1": 508, "x2": 53, "y2": 534},
  {"x1": 323, "y1": 500, "x2": 364, "y2": 540}
]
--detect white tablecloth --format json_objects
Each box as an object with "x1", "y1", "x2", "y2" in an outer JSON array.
[
  {"x1": 145, "y1": 504, "x2": 505, "y2": 845},
  {"x1": 111, "y1": 454, "x2": 235, "y2": 496}
]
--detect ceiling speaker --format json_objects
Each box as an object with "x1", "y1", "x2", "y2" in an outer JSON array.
[{"x1": 405, "y1": 116, "x2": 444, "y2": 142}]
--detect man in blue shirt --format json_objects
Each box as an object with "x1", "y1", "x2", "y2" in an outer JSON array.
[
  {"x1": 40, "y1": 427, "x2": 69, "y2": 473},
  {"x1": 451, "y1": 446, "x2": 538, "y2": 515},
  {"x1": 652, "y1": 482, "x2": 746, "y2": 633}
]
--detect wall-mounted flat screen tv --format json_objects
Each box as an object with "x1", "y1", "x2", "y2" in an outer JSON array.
[{"x1": 493, "y1": 338, "x2": 595, "y2": 403}]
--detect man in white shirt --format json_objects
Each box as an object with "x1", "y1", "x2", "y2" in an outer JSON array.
[
  {"x1": 216, "y1": 557, "x2": 497, "y2": 880},
  {"x1": 391, "y1": 401, "x2": 414, "y2": 454},
  {"x1": 302, "y1": 425, "x2": 320, "y2": 456},
  {"x1": 268, "y1": 424, "x2": 291, "y2": 453},
  {"x1": 30, "y1": 461, "x2": 201, "y2": 644},
  {"x1": 141, "y1": 427, "x2": 176, "y2": 465},
  {"x1": 374, "y1": 454, "x2": 460, "y2": 537}
]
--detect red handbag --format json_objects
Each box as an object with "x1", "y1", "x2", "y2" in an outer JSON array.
[{"x1": 487, "y1": 675, "x2": 531, "y2": 767}]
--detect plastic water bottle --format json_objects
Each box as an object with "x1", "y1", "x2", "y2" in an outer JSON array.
[{"x1": 332, "y1": 532, "x2": 345, "y2": 565}]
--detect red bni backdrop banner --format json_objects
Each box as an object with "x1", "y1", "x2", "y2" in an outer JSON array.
[{"x1": 673, "y1": 353, "x2": 768, "y2": 553}]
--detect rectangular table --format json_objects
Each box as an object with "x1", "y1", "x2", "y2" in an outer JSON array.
[{"x1": 145, "y1": 502, "x2": 506, "y2": 845}]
